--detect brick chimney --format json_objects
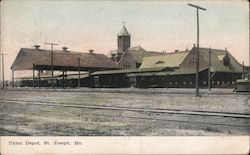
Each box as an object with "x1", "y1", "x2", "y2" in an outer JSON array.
[
  {"x1": 62, "y1": 47, "x2": 68, "y2": 52},
  {"x1": 34, "y1": 45, "x2": 40, "y2": 50},
  {"x1": 89, "y1": 49, "x2": 94, "y2": 54}
]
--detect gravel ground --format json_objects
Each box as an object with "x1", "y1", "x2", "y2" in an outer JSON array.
[{"x1": 0, "y1": 88, "x2": 249, "y2": 136}]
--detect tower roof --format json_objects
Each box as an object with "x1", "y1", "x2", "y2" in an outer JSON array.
[{"x1": 118, "y1": 26, "x2": 130, "y2": 36}]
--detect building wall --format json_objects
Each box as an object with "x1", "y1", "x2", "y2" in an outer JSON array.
[
  {"x1": 118, "y1": 52, "x2": 137, "y2": 69},
  {"x1": 135, "y1": 71, "x2": 241, "y2": 88},
  {"x1": 180, "y1": 50, "x2": 208, "y2": 71},
  {"x1": 20, "y1": 77, "x2": 94, "y2": 88},
  {"x1": 19, "y1": 70, "x2": 242, "y2": 88},
  {"x1": 94, "y1": 74, "x2": 130, "y2": 88},
  {"x1": 118, "y1": 35, "x2": 130, "y2": 53}
]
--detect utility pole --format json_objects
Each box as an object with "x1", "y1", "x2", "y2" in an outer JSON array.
[
  {"x1": 242, "y1": 61, "x2": 245, "y2": 79},
  {"x1": 12, "y1": 69, "x2": 14, "y2": 88},
  {"x1": 33, "y1": 64, "x2": 35, "y2": 89},
  {"x1": 78, "y1": 54, "x2": 81, "y2": 88},
  {"x1": 187, "y1": 3, "x2": 207, "y2": 97},
  {"x1": 208, "y1": 48, "x2": 211, "y2": 91},
  {"x1": 45, "y1": 43, "x2": 58, "y2": 88},
  {"x1": 249, "y1": 2, "x2": 250, "y2": 80},
  {"x1": 38, "y1": 69, "x2": 41, "y2": 88},
  {"x1": 1, "y1": 53, "x2": 6, "y2": 89}
]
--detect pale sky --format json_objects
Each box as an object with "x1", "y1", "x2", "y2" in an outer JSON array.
[{"x1": 0, "y1": 0, "x2": 249, "y2": 80}]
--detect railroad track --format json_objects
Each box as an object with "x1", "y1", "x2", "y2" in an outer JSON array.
[
  {"x1": 0, "y1": 98, "x2": 249, "y2": 133},
  {"x1": 0, "y1": 98, "x2": 249, "y2": 119},
  {"x1": 2, "y1": 88, "x2": 249, "y2": 95}
]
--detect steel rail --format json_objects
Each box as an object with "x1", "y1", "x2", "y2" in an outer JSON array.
[
  {"x1": 70, "y1": 112, "x2": 248, "y2": 128},
  {"x1": 2, "y1": 88, "x2": 249, "y2": 96},
  {"x1": 0, "y1": 99, "x2": 249, "y2": 129},
  {"x1": 0, "y1": 99, "x2": 249, "y2": 119}
]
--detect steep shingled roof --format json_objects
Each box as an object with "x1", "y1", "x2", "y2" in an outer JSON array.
[
  {"x1": 11, "y1": 48, "x2": 121, "y2": 71},
  {"x1": 198, "y1": 48, "x2": 242, "y2": 73},
  {"x1": 139, "y1": 51, "x2": 189, "y2": 69},
  {"x1": 139, "y1": 47, "x2": 242, "y2": 73},
  {"x1": 107, "y1": 46, "x2": 163, "y2": 64}
]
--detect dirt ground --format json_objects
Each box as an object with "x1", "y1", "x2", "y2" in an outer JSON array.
[{"x1": 0, "y1": 88, "x2": 249, "y2": 136}]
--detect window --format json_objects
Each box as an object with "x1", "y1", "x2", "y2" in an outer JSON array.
[
  {"x1": 155, "y1": 61, "x2": 165, "y2": 64},
  {"x1": 124, "y1": 62, "x2": 130, "y2": 69},
  {"x1": 223, "y1": 53, "x2": 230, "y2": 66},
  {"x1": 217, "y1": 55, "x2": 224, "y2": 61},
  {"x1": 192, "y1": 58, "x2": 195, "y2": 65}
]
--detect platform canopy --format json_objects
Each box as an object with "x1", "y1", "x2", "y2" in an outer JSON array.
[{"x1": 11, "y1": 48, "x2": 121, "y2": 71}]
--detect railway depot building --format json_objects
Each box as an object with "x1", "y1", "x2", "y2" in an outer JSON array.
[
  {"x1": 92, "y1": 47, "x2": 243, "y2": 88},
  {"x1": 11, "y1": 25, "x2": 244, "y2": 88},
  {"x1": 11, "y1": 46, "x2": 121, "y2": 88}
]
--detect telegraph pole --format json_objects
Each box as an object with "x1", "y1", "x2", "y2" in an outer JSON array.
[
  {"x1": 78, "y1": 54, "x2": 81, "y2": 88},
  {"x1": 1, "y1": 53, "x2": 6, "y2": 89},
  {"x1": 12, "y1": 69, "x2": 14, "y2": 88},
  {"x1": 45, "y1": 43, "x2": 58, "y2": 88},
  {"x1": 208, "y1": 48, "x2": 211, "y2": 91},
  {"x1": 32, "y1": 64, "x2": 35, "y2": 89},
  {"x1": 187, "y1": 3, "x2": 207, "y2": 97},
  {"x1": 242, "y1": 61, "x2": 245, "y2": 79}
]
